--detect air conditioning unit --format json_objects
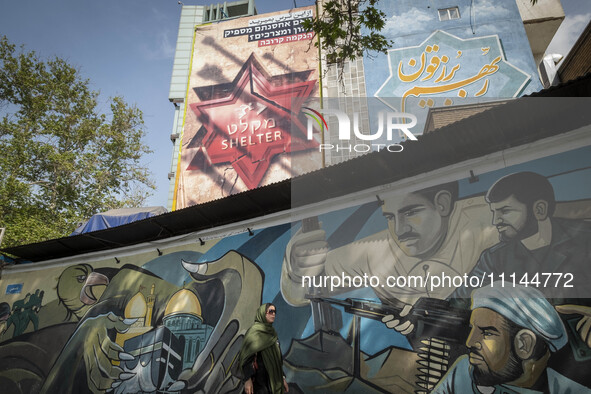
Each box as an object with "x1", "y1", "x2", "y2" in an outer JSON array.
[{"x1": 538, "y1": 53, "x2": 563, "y2": 89}]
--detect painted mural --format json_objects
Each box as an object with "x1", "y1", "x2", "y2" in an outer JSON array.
[
  {"x1": 375, "y1": 30, "x2": 531, "y2": 113},
  {"x1": 2, "y1": 143, "x2": 591, "y2": 393},
  {"x1": 365, "y1": 0, "x2": 544, "y2": 134},
  {"x1": 174, "y1": 6, "x2": 322, "y2": 209}
]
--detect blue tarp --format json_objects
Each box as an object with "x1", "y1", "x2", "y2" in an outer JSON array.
[{"x1": 71, "y1": 206, "x2": 167, "y2": 235}]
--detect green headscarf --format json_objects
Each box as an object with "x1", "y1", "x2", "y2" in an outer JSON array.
[{"x1": 238, "y1": 303, "x2": 284, "y2": 394}]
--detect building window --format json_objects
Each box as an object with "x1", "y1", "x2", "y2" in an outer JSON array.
[{"x1": 438, "y1": 7, "x2": 460, "y2": 21}]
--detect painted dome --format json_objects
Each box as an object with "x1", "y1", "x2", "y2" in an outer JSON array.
[
  {"x1": 125, "y1": 291, "x2": 147, "y2": 319},
  {"x1": 164, "y1": 289, "x2": 202, "y2": 319}
]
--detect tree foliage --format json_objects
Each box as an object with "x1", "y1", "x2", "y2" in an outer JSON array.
[
  {"x1": 302, "y1": 0, "x2": 392, "y2": 67},
  {"x1": 0, "y1": 36, "x2": 154, "y2": 248}
]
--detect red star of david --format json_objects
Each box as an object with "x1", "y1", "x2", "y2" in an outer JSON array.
[{"x1": 188, "y1": 54, "x2": 318, "y2": 189}]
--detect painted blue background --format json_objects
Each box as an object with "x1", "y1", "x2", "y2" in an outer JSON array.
[{"x1": 364, "y1": 0, "x2": 543, "y2": 98}]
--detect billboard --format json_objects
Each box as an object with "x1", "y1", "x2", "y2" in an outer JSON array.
[{"x1": 174, "y1": 7, "x2": 321, "y2": 209}]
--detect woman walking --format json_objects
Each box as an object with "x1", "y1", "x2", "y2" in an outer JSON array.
[{"x1": 239, "y1": 303, "x2": 289, "y2": 394}]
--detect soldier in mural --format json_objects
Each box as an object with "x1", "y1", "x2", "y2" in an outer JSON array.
[
  {"x1": 0, "y1": 303, "x2": 9, "y2": 335},
  {"x1": 281, "y1": 181, "x2": 498, "y2": 306},
  {"x1": 433, "y1": 283, "x2": 587, "y2": 393},
  {"x1": 449, "y1": 171, "x2": 591, "y2": 388},
  {"x1": 279, "y1": 181, "x2": 499, "y2": 392},
  {"x1": 3, "y1": 155, "x2": 591, "y2": 393},
  {"x1": 385, "y1": 171, "x2": 591, "y2": 388},
  {"x1": 450, "y1": 171, "x2": 591, "y2": 301},
  {"x1": 0, "y1": 289, "x2": 44, "y2": 338}
]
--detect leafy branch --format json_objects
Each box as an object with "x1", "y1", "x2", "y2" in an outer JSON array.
[
  {"x1": 0, "y1": 36, "x2": 154, "y2": 248},
  {"x1": 302, "y1": 0, "x2": 392, "y2": 78}
]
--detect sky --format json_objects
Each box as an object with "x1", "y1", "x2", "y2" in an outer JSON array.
[{"x1": 0, "y1": 0, "x2": 589, "y2": 210}]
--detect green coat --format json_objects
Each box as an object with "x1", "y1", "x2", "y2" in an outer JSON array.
[{"x1": 239, "y1": 304, "x2": 284, "y2": 394}]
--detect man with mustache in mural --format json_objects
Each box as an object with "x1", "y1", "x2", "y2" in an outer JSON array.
[
  {"x1": 281, "y1": 181, "x2": 498, "y2": 307},
  {"x1": 386, "y1": 172, "x2": 591, "y2": 387},
  {"x1": 432, "y1": 283, "x2": 587, "y2": 393},
  {"x1": 443, "y1": 172, "x2": 591, "y2": 348}
]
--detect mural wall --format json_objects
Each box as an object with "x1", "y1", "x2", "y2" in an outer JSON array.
[
  {"x1": 174, "y1": 6, "x2": 321, "y2": 209},
  {"x1": 365, "y1": 0, "x2": 544, "y2": 132},
  {"x1": 2, "y1": 142, "x2": 591, "y2": 393}
]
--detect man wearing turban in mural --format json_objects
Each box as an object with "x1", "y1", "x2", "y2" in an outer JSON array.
[
  {"x1": 433, "y1": 283, "x2": 587, "y2": 393},
  {"x1": 386, "y1": 172, "x2": 591, "y2": 387},
  {"x1": 281, "y1": 181, "x2": 498, "y2": 306},
  {"x1": 239, "y1": 303, "x2": 289, "y2": 394}
]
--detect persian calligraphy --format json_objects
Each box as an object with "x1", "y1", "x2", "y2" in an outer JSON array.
[
  {"x1": 375, "y1": 31, "x2": 532, "y2": 122},
  {"x1": 397, "y1": 44, "x2": 500, "y2": 111}
]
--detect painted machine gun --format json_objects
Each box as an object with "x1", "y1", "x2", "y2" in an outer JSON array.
[{"x1": 307, "y1": 295, "x2": 471, "y2": 349}]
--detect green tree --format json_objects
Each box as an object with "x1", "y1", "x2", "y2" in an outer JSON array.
[
  {"x1": 0, "y1": 36, "x2": 154, "y2": 248},
  {"x1": 303, "y1": 0, "x2": 391, "y2": 65}
]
